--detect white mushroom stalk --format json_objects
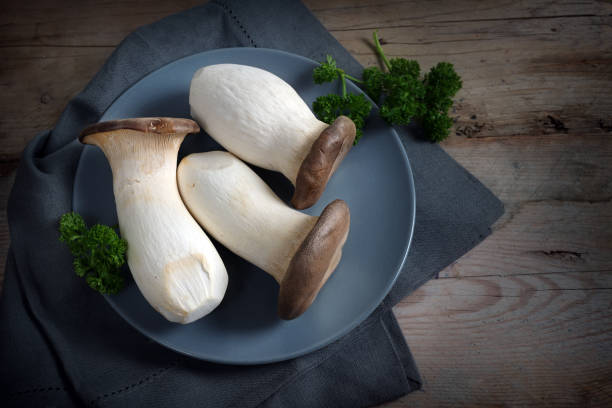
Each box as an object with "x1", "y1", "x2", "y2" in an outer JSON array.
[
  {"x1": 189, "y1": 63, "x2": 356, "y2": 210},
  {"x1": 177, "y1": 151, "x2": 350, "y2": 320},
  {"x1": 80, "y1": 118, "x2": 228, "y2": 324}
]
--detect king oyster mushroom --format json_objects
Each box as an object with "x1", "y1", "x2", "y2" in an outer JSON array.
[
  {"x1": 189, "y1": 63, "x2": 356, "y2": 210},
  {"x1": 177, "y1": 151, "x2": 350, "y2": 320},
  {"x1": 80, "y1": 118, "x2": 228, "y2": 324}
]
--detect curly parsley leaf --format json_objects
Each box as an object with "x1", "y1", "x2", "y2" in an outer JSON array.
[
  {"x1": 313, "y1": 55, "x2": 340, "y2": 84},
  {"x1": 312, "y1": 55, "x2": 371, "y2": 143},
  {"x1": 420, "y1": 109, "x2": 455, "y2": 143},
  {"x1": 59, "y1": 212, "x2": 127, "y2": 295},
  {"x1": 362, "y1": 66, "x2": 385, "y2": 103},
  {"x1": 311, "y1": 32, "x2": 462, "y2": 143},
  {"x1": 423, "y1": 62, "x2": 462, "y2": 105},
  {"x1": 313, "y1": 93, "x2": 372, "y2": 144},
  {"x1": 371, "y1": 31, "x2": 462, "y2": 142},
  {"x1": 312, "y1": 94, "x2": 343, "y2": 124},
  {"x1": 389, "y1": 58, "x2": 420, "y2": 79},
  {"x1": 379, "y1": 68, "x2": 426, "y2": 126}
]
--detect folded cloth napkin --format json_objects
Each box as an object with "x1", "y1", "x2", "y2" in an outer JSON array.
[{"x1": 0, "y1": 0, "x2": 503, "y2": 406}]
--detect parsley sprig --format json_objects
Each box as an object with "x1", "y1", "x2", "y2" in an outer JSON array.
[
  {"x1": 59, "y1": 212, "x2": 127, "y2": 294},
  {"x1": 312, "y1": 31, "x2": 463, "y2": 143},
  {"x1": 312, "y1": 56, "x2": 372, "y2": 144}
]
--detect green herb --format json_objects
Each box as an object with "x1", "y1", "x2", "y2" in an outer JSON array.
[
  {"x1": 362, "y1": 67, "x2": 386, "y2": 104},
  {"x1": 312, "y1": 55, "x2": 372, "y2": 144},
  {"x1": 59, "y1": 212, "x2": 127, "y2": 294},
  {"x1": 312, "y1": 31, "x2": 462, "y2": 143},
  {"x1": 369, "y1": 31, "x2": 462, "y2": 141},
  {"x1": 421, "y1": 62, "x2": 463, "y2": 142}
]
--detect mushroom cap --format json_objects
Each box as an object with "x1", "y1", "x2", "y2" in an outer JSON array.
[
  {"x1": 291, "y1": 116, "x2": 356, "y2": 209},
  {"x1": 278, "y1": 199, "x2": 351, "y2": 320},
  {"x1": 79, "y1": 117, "x2": 200, "y2": 141}
]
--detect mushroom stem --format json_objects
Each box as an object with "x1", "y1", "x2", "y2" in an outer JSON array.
[
  {"x1": 189, "y1": 64, "x2": 356, "y2": 210},
  {"x1": 177, "y1": 151, "x2": 350, "y2": 320},
  {"x1": 80, "y1": 118, "x2": 228, "y2": 324}
]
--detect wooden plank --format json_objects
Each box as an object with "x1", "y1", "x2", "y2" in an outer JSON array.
[
  {"x1": 328, "y1": 16, "x2": 612, "y2": 138},
  {"x1": 443, "y1": 134, "x2": 612, "y2": 206},
  {"x1": 437, "y1": 133, "x2": 612, "y2": 278},
  {"x1": 386, "y1": 272, "x2": 612, "y2": 407},
  {"x1": 304, "y1": 0, "x2": 612, "y2": 29},
  {"x1": 0, "y1": 46, "x2": 114, "y2": 164},
  {"x1": 4, "y1": 0, "x2": 604, "y2": 48},
  {"x1": 441, "y1": 199, "x2": 612, "y2": 278},
  {"x1": 0, "y1": 0, "x2": 203, "y2": 47}
]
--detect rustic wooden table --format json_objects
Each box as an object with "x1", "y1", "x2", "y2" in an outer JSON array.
[{"x1": 1, "y1": 0, "x2": 611, "y2": 406}]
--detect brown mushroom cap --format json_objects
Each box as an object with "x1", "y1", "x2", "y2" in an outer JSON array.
[
  {"x1": 291, "y1": 116, "x2": 356, "y2": 210},
  {"x1": 79, "y1": 117, "x2": 200, "y2": 142},
  {"x1": 277, "y1": 199, "x2": 351, "y2": 320}
]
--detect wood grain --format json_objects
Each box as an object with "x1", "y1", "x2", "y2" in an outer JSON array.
[
  {"x1": 0, "y1": 0, "x2": 203, "y2": 166},
  {"x1": 305, "y1": 0, "x2": 611, "y2": 26},
  {"x1": 390, "y1": 271, "x2": 612, "y2": 406},
  {"x1": 443, "y1": 198, "x2": 612, "y2": 278},
  {"x1": 328, "y1": 16, "x2": 612, "y2": 138},
  {"x1": 441, "y1": 133, "x2": 612, "y2": 278},
  {"x1": 0, "y1": 0, "x2": 611, "y2": 406},
  {"x1": 0, "y1": 0, "x2": 204, "y2": 47},
  {"x1": 0, "y1": 46, "x2": 113, "y2": 163},
  {"x1": 443, "y1": 133, "x2": 612, "y2": 205}
]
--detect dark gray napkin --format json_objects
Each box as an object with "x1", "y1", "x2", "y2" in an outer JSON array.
[{"x1": 0, "y1": 0, "x2": 503, "y2": 407}]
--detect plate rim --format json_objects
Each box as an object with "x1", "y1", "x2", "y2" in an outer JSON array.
[{"x1": 73, "y1": 47, "x2": 416, "y2": 365}]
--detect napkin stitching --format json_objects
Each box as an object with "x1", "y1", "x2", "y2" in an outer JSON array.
[
  {"x1": 88, "y1": 361, "x2": 180, "y2": 406},
  {"x1": 213, "y1": 0, "x2": 258, "y2": 47}
]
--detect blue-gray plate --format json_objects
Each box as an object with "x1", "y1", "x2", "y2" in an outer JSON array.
[{"x1": 73, "y1": 48, "x2": 415, "y2": 365}]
